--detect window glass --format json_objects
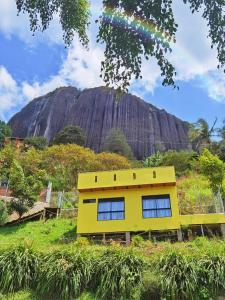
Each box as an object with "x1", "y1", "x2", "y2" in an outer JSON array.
[
  {"x1": 98, "y1": 198, "x2": 125, "y2": 221},
  {"x1": 142, "y1": 195, "x2": 171, "y2": 218}
]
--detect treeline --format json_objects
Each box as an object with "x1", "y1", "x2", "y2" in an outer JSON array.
[
  {"x1": 0, "y1": 118, "x2": 225, "y2": 219},
  {"x1": 1, "y1": 239, "x2": 225, "y2": 299},
  {"x1": 0, "y1": 143, "x2": 131, "y2": 219}
]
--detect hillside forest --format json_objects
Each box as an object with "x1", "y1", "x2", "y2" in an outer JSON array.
[{"x1": 0, "y1": 118, "x2": 224, "y2": 221}]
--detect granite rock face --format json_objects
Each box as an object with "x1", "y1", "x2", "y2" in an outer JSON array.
[{"x1": 9, "y1": 86, "x2": 190, "y2": 159}]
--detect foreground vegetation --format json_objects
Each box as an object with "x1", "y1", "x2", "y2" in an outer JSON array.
[
  {"x1": 0, "y1": 236, "x2": 224, "y2": 300},
  {"x1": 0, "y1": 220, "x2": 224, "y2": 299}
]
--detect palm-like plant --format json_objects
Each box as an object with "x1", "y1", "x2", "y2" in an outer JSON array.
[{"x1": 189, "y1": 118, "x2": 217, "y2": 152}]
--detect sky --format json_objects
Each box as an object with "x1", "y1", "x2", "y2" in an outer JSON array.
[{"x1": 0, "y1": 0, "x2": 225, "y2": 128}]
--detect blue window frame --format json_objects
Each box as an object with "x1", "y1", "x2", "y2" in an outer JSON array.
[
  {"x1": 142, "y1": 195, "x2": 172, "y2": 218},
  {"x1": 98, "y1": 198, "x2": 125, "y2": 221}
]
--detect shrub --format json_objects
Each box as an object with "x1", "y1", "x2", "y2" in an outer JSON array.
[
  {"x1": 75, "y1": 237, "x2": 90, "y2": 247},
  {"x1": 177, "y1": 173, "x2": 214, "y2": 215},
  {"x1": 0, "y1": 245, "x2": 38, "y2": 293},
  {"x1": 162, "y1": 150, "x2": 196, "y2": 177},
  {"x1": 131, "y1": 235, "x2": 144, "y2": 247}
]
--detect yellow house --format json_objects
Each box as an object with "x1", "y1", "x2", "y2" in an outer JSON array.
[{"x1": 77, "y1": 167, "x2": 225, "y2": 243}]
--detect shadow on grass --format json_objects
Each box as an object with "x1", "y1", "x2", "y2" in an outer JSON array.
[
  {"x1": 53, "y1": 225, "x2": 77, "y2": 245},
  {"x1": 0, "y1": 222, "x2": 28, "y2": 236}
]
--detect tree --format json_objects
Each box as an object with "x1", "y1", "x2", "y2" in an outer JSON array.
[
  {"x1": 8, "y1": 160, "x2": 39, "y2": 218},
  {"x1": 53, "y1": 125, "x2": 86, "y2": 146},
  {"x1": 0, "y1": 121, "x2": 12, "y2": 148},
  {"x1": 16, "y1": 0, "x2": 225, "y2": 91},
  {"x1": 189, "y1": 118, "x2": 217, "y2": 152},
  {"x1": 103, "y1": 128, "x2": 134, "y2": 159},
  {"x1": 96, "y1": 152, "x2": 131, "y2": 170},
  {"x1": 199, "y1": 149, "x2": 225, "y2": 195},
  {"x1": 218, "y1": 119, "x2": 225, "y2": 141},
  {"x1": 143, "y1": 151, "x2": 164, "y2": 168},
  {"x1": 0, "y1": 200, "x2": 8, "y2": 225},
  {"x1": 43, "y1": 144, "x2": 131, "y2": 191},
  {"x1": 0, "y1": 144, "x2": 16, "y2": 182},
  {"x1": 162, "y1": 150, "x2": 196, "y2": 177},
  {"x1": 24, "y1": 136, "x2": 48, "y2": 150}
]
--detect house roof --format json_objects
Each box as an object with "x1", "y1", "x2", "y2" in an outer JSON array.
[{"x1": 78, "y1": 166, "x2": 176, "y2": 192}]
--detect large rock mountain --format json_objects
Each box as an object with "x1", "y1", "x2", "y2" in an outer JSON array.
[{"x1": 9, "y1": 86, "x2": 190, "y2": 159}]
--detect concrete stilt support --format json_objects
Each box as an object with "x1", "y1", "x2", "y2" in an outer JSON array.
[
  {"x1": 221, "y1": 224, "x2": 225, "y2": 238},
  {"x1": 148, "y1": 231, "x2": 152, "y2": 241},
  {"x1": 102, "y1": 233, "x2": 106, "y2": 245},
  {"x1": 200, "y1": 225, "x2": 205, "y2": 237},
  {"x1": 125, "y1": 232, "x2": 131, "y2": 245},
  {"x1": 177, "y1": 229, "x2": 183, "y2": 242}
]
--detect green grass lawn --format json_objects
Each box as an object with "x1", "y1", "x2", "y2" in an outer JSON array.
[
  {"x1": 0, "y1": 218, "x2": 76, "y2": 249},
  {"x1": 1, "y1": 291, "x2": 95, "y2": 300}
]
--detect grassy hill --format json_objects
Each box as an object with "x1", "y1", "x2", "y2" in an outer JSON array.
[{"x1": 0, "y1": 218, "x2": 76, "y2": 249}]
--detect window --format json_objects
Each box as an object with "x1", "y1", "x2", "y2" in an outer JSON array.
[
  {"x1": 95, "y1": 176, "x2": 98, "y2": 182},
  {"x1": 153, "y1": 171, "x2": 156, "y2": 178},
  {"x1": 98, "y1": 198, "x2": 125, "y2": 221},
  {"x1": 114, "y1": 174, "x2": 117, "y2": 181},
  {"x1": 83, "y1": 199, "x2": 96, "y2": 204},
  {"x1": 142, "y1": 195, "x2": 171, "y2": 218},
  {"x1": 133, "y1": 173, "x2": 136, "y2": 180}
]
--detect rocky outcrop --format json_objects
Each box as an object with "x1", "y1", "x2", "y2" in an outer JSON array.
[{"x1": 9, "y1": 86, "x2": 190, "y2": 159}]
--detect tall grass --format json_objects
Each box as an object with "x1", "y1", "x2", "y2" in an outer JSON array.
[
  {"x1": 36, "y1": 249, "x2": 95, "y2": 300},
  {"x1": 156, "y1": 249, "x2": 225, "y2": 299},
  {"x1": 157, "y1": 251, "x2": 199, "y2": 299},
  {"x1": 0, "y1": 242, "x2": 225, "y2": 299},
  {"x1": 0, "y1": 245, "x2": 38, "y2": 293},
  {"x1": 95, "y1": 248, "x2": 146, "y2": 300}
]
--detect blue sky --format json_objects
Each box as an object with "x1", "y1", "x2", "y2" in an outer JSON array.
[{"x1": 0, "y1": 0, "x2": 224, "y2": 128}]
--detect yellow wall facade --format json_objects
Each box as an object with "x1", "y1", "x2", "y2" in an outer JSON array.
[
  {"x1": 77, "y1": 186, "x2": 180, "y2": 234},
  {"x1": 77, "y1": 167, "x2": 180, "y2": 234},
  {"x1": 77, "y1": 167, "x2": 225, "y2": 235}
]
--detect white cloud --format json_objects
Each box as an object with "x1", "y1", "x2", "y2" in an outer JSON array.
[
  {"x1": 0, "y1": 66, "x2": 24, "y2": 120},
  {"x1": 0, "y1": 0, "x2": 63, "y2": 45},
  {"x1": 0, "y1": 66, "x2": 16, "y2": 90},
  {"x1": 20, "y1": 38, "x2": 104, "y2": 102},
  {"x1": 0, "y1": 37, "x2": 105, "y2": 121},
  {"x1": 131, "y1": 0, "x2": 225, "y2": 103},
  {"x1": 0, "y1": 0, "x2": 225, "y2": 122}
]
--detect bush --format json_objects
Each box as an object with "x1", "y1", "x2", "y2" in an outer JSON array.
[
  {"x1": 131, "y1": 235, "x2": 144, "y2": 247},
  {"x1": 177, "y1": 173, "x2": 214, "y2": 215},
  {"x1": 75, "y1": 237, "x2": 90, "y2": 247},
  {"x1": 162, "y1": 150, "x2": 196, "y2": 177}
]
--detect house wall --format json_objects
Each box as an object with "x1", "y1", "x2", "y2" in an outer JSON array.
[{"x1": 77, "y1": 185, "x2": 180, "y2": 234}]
